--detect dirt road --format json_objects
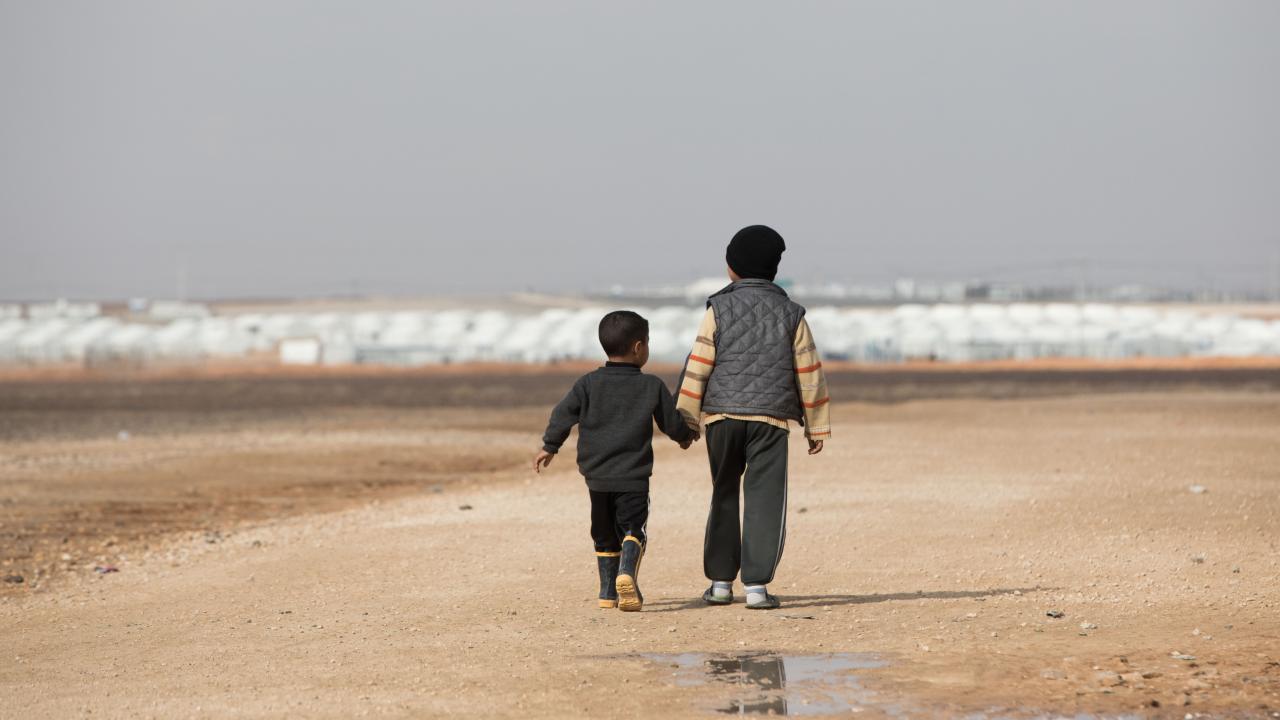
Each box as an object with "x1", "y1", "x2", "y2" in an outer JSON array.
[{"x1": 2, "y1": 381, "x2": 1278, "y2": 717}]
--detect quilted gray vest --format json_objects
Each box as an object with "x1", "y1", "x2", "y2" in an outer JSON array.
[{"x1": 702, "y1": 279, "x2": 806, "y2": 422}]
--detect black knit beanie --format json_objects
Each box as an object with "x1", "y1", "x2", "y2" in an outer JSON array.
[{"x1": 726, "y1": 225, "x2": 786, "y2": 281}]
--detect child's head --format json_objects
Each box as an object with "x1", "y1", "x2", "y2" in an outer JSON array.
[
  {"x1": 598, "y1": 310, "x2": 649, "y2": 366},
  {"x1": 726, "y1": 225, "x2": 786, "y2": 282}
]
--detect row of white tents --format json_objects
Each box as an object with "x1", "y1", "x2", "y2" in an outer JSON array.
[{"x1": 0, "y1": 303, "x2": 1278, "y2": 367}]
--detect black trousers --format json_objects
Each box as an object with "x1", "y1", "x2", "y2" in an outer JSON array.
[
  {"x1": 589, "y1": 489, "x2": 649, "y2": 553},
  {"x1": 703, "y1": 419, "x2": 789, "y2": 586}
]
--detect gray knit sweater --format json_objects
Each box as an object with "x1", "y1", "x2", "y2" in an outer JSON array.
[{"x1": 541, "y1": 363, "x2": 694, "y2": 491}]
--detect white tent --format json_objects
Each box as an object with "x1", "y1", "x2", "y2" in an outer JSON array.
[
  {"x1": 0, "y1": 320, "x2": 28, "y2": 362},
  {"x1": 15, "y1": 319, "x2": 72, "y2": 363},
  {"x1": 56, "y1": 317, "x2": 121, "y2": 362}
]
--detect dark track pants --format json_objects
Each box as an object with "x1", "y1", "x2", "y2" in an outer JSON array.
[
  {"x1": 703, "y1": 419, "x2": 789, "y2": 586},
  {"x1": 589, "y1": 489, "x2": 648, "y2": 553}
]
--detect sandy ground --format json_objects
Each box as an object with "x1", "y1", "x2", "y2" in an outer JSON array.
[{"x1": 1, "y1": 373, "x2": 1279, "y2": 718}]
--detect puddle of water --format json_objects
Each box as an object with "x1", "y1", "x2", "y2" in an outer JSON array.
[
  {"x1": 968, "y1": 714, "x2": 1145, "y2": 720},
  {"x1": 639, "y1": 651, "x2": 891, "y2": 716},
  {"x1": 634, "y1": 652, "x2": 1155, "y2": 718}
]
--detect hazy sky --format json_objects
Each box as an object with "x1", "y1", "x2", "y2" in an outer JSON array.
[{"x1": 2, "y1": 1, "x2": 1278, "y2": 301}]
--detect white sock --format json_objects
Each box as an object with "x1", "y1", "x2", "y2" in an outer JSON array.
[
  {"x1": 711, "y1": 580, "x2": 732, "y2": 598},
  {"x1": 745, "y1": 584, "x2": 767, "y2": 604}
]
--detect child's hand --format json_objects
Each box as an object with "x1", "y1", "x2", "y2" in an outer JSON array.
[
  {"x1": 679, "y1": 431, "x2": 701, "y2": 450},
  {"x1": 533, "y1": 450, "x2": 555, "y2": 473},
  {"x1": 807, "y1": 438, "x2": 824, "y2": 455}
]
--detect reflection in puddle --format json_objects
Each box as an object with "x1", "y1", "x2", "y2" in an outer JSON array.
[{"x1": 640, "y1": 651, "x2": 889, "y2": 716}]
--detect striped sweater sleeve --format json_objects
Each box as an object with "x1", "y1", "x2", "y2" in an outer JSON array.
[
  {"x1": 794, "y1": 317, "x2": 832, "y2": 439},
  {"x1": 675, "y1": 307, "x2": 717, "y2": 432}
]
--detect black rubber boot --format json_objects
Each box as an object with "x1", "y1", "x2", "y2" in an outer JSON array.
[
  {"x1": 596, "y1": 553, "x2": 620, "y2": 609},
  {"x1": 615, "y1": 535, "x2": 645, "y2": 612}
]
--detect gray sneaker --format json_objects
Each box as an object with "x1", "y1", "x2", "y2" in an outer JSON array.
[
  {"x1": 746, "y1": 593, "x2": 781, "y2": 610},
  {"x1": 702, "y1": 586, "x2": 733, "y2": 606}
]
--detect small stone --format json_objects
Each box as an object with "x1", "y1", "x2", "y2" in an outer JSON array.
[
  {"x1": 1188, "y1": 484, "x2": 1207, "y2": 494},
  {"x1": 117, "y1": 430, "x2": 131, "y2": 442},
  {"x1": 2, "y1": 574, "x2": 23, "y2": 584},
  {"x1": 1040, "y1": 669, "x2": 1065, "y2": 680},
  {"x1": 1171, "y1": 652, "x2": 1197, "y2": 661},
  {"x1": 458, "y1": 504, "x2": 474, "y2": 511},
  {"x1": 667, "y1": 626, "x2": 676, "y2": 633},
  {"x1": 1184, "y1": 679, "x2": 1211, "y2": 691},
  {"x1": 1099, "y1": 672, "x2": 1125, "y2": 687},
  {"x1": 1080, "y1": 622, "x2": 1098, "y2": 631},
  {"x1": 1190, "y1": 554, "x2": 1205, "y2": 564},
  {"x1": 1046, "y1": 609, "x2": 1066, "y2": 618}
]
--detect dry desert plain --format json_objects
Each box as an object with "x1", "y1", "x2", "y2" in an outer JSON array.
[{"x1": 1, "y1": 362, "x2": 1279, "y2": 718}]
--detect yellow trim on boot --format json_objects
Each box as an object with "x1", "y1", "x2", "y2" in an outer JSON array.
[
  {"x1": 615, "y1": 574, "x2": 641, "y2": 612},
  {"x1": 598, "y1": 598, "x2": 618, "y2": 609},
  {"x1": 617, "y1": 536, "x2": 645, "y2": 611},
  {"x1": 622, "y1": 536, "x2": 645, "y2": 559},
  {"x1": 595, "y1": 551, "x2": 621, "y2": 557},
  {"x1": 622, "y1": 536, "x2": 645, "y2": 572}
]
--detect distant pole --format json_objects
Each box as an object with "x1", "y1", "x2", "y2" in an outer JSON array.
[{"x1": 176, "y1": 261, "x2": 188, "y2": 301}]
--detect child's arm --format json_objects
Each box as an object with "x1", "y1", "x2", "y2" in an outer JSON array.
[
  {"x1": 674, "y1": 307, "x2": 717, "y2": 433},
  {"x1": 533, "y1": 378, "x2": 586, "y2": 472},
  {"x1": 653, "y1": 379, "x2": 697, "y2": 447},
  {"x1": 793, "y1": 317, "x2": 831, "y2": 454}
]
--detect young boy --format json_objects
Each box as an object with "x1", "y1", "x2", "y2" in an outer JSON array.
[
  {"x1": 675, "y1": 225, "x2": 832, "y2": 610},
  {"x1": 533, "y1": 310, "x2": 697, "y2": 612}
]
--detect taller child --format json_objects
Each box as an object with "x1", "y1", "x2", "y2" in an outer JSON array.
[{"x1": 675, "y1": 225, "x2": 832, "y2": 610}]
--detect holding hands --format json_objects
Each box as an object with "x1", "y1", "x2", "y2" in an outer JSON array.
[{"x1": 532, "y1": 422, "x2": 701, "y2": 474}]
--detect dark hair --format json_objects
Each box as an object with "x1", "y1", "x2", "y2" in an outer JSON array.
[{"x1": 598, "y1": 310, "x2": 649, "y2": 357}]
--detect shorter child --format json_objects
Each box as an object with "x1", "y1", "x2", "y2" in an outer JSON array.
[{"x1": 534, "y1": 310, "x2": 697, "y2": 611}]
